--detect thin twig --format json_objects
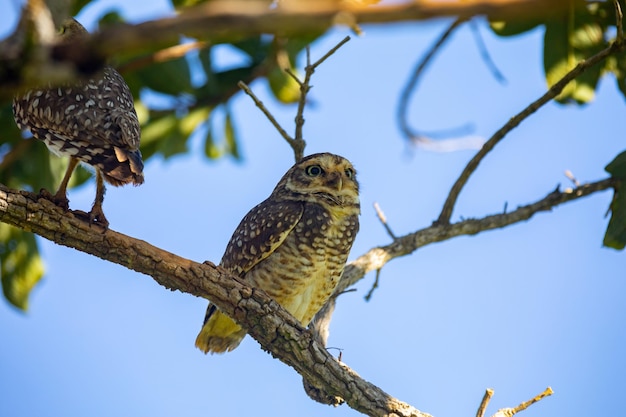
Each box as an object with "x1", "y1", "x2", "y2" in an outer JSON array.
[
  {"x1": 437, "y1": 38, "x2": 626, "y2": 225},
  {"x1": 397, "y1": 18, "x2": 468, "y2": 141},
  {"x1": 476, "y1": 388, "x2": 494, "y2": 417},
  {"x1": 117, "y1": 41, "x2": 208, "y2": 73},
  {"x1": 364, "y1": 269, "x2": 381, "y2": 302},
  {"x1": 239, "y1": 36, "x2": 350, "y2": 163},
  {"x1": 311, "y1": 35, "x2": 351, "y2": 71},
  {"x1": 469, "y1": 19, "x2": 506, "y2": 84},
  {"x1": 615, "y1": 0, "x2": 623, "y2": 41},
  {"x1": 564, "y1": 170, "x2": 580, "y2": 187},
  {"x1": 237, "y1": 80, "x2": 294, "y2": 147},
  {"x1": 490, "y1": 387, "x2": 553, "y2": 417},
  {"x1": 374, "y1": 202, "x2": 397, "y2": 239},
  {"x1": 291, "y1": 36, "x2": 351, "y2": 161},
  {"x1": 512, "y1": 387, "x2": 554, "y2": 413},
  {"x1": 284, "y1": 67, "x2": 304, "y2": 87}
]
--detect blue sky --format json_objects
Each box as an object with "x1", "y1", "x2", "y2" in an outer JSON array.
[{"x1": 1, "y1": 1, "x2": 625, "y2": 417}]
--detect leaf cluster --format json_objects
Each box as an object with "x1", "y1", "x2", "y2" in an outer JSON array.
[{"x1": 491, "y1": 0, "x2": 626, "y2": 104}]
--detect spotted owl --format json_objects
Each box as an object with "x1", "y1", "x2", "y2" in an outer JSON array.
[
  {"x1": 195, "y1": 153, "x2": 360, "y2": 354},
  {"x1": 12, "y1": 18, "x2": 143, "y2": 228}
]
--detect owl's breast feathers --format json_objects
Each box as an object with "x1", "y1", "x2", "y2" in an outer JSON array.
[{"x1": 222, "y1": 198, "x2": 358, "y2": 326}]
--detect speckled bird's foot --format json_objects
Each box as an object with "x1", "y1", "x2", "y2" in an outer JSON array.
[
  {"x1": 73, "y1": 208, "x2": 109, "y2": 230},
  {"x1": 39, "y1": 188, "x2": 70, "y2": 210}
]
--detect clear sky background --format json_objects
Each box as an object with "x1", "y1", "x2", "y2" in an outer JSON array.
[{"x1": 1, "y1": 1, "x2": 625, "y2": 417}]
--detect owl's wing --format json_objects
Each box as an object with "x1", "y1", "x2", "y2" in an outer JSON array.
[{"x1": 220, "y1": 199, "x2": 304, "y2": 276}]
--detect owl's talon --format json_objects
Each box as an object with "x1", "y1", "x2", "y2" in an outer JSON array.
[
  {"x1": 88, "y1": 205, "x2": 109, "y2": 229},
  {"x1": 39, "y1": 188, "x2": 70, "y2": 210},
  {"x1": 71, "y1": 208, "x2": 109, "y2": 229}
]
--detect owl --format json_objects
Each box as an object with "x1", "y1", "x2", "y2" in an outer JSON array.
[
  {"x1": 195, "y1": 153, "x2": 360, "y2": 353},
  {"x1": 12, "y1": 18, "x2": 143, "y2": 228}
]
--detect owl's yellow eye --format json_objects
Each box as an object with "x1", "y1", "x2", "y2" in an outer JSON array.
[
  {"x1": 344, "y1": 168, "x2": 354, "y2": 179},
  {"x1": 305, "y1": 165, "x2": 323, "y2": 177}
]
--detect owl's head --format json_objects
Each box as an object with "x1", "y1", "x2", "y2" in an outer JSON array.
[
  {"x1": 59, "y1": 18, "x2": 89, "y2": 41},
  {"x1": 275, "y1": 153, "x2": 360, "y2": 210}
]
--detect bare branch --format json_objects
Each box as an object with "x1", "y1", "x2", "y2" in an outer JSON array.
[
  {"x1": 437, "y1": 39, "x2": 626, "y2": 225},
  {"x1": 397, "y1": 18, "x2": 467, "y2": 141},
  {"x1": 469, "y1": 19, "x2": 506, "y2": 84},
  {"x1": 373, "y1": 202, "x2": 396, "y2": 239},
  {"x1": 564, "y1": 170, "x2": 580, "y2": 187},
  {"x1": 239, "y1": 36, "x2": 350, "y2": 162},
  {"x1": 489, "y1": 387, "x2": 553, "y2": 417},
  {"x1": 364, "y1": 268, "x2": 381, "y2": 302},
  {"x1": 117, "y1": 41, "x2": 209, "y2": 73},
  {"x1": 476, "y1": 388, "x2": 494, "y2": 417},
  {"x1": 293, "y1": 36, "x2": 351, "y2": 161},
  {"x1": 237, "y1": 80, "x2": 295, "y2": 148},
  {"x1": 615, "y1": 0, "x2": 624, "y2": 41},
  {"x1": 512, "y1": 386, "x2": 553, "y2": 413},
  {"x1": 335, "y1": 177, "x2": 615, "y2": 294},
  {"x1": 310, "y1": 35, "x2": 351, "y2": 71}
]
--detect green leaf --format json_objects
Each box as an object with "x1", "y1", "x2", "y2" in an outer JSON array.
[
  {"x1": 134, "y1": 57, "x2": 193, "y2": 95},
  {"x1": 224, "y1": 110, "x2": 241, "y2": 160},
  {"x1": 97, "y1": 10, "x2": 125, "y2": 28},
  {"x1": 490, "y1": 19, "x2": 542, "y2": 37},
  {"x1": 0, "y1": 225, "x2": 44, "y2": 310},
  {"x1": 204, "y1": 123, "x2": 221, "y2": 159},
  {"x1": 604, "y1": 183, "x2": 626, "y2": 250},
  {"x1": 543, "y1": 3, "x2": 607, "y2": 104},
  {"x1": 603, "y1": 151, "x2": 626, "y2": 250},
  {"x1": 231, "y1": 37, "x2": 269, "y2": 63},
  {"x1": 70, "y1": 0, "x2": 93, "y2": 16},
  {"x1": 605, "y1": 150, "x2": 626, "y2": 178},
  {"x1": 170, "y1": 0, "x2": 208, "y2": 9},
  {"x1": 268, "y1": 66, "x2": 301, "y2": 104},
  {"x1": 141, "y1": 107, "x2": 210, "y2": 159},
  {"x1": 612, "y1": 50, "x2": 626, "y2": 99}
]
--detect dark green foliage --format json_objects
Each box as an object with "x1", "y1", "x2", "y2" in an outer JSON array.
[
  {"x1": 604, "y1": 151, "x2": 626, "y2": 250},
  {"x1": 0, "y1": 225, "x2": 44, "y2": 310},
  {"x1": 491, "y1": 0, "x2": 624, "y2": 104}
]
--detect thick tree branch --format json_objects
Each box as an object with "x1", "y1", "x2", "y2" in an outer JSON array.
[
  {"x1": 0, "y1": 183, "x2": 430, "y2": 417},
  {"x1": 0, "y1": 176, "x2": 613, "y2": 416},
  {"x1": 0, "y1": 0, "x2": 575, "y2": 99},
  {"x1": 70, "y1": 0, "x2": 576, "y2": 58},
  {"x1": 333, "y1": 177, "x2": 615, "y2": 296}
]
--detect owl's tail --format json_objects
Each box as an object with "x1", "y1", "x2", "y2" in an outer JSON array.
[{"x1": 195, "y1": 304, "x2": 247, "y2": 354}]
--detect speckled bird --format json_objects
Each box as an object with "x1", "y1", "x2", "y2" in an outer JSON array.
[
  {"x1": 12, "y1": 18, "x2": 143, "y2": 228},
  {"x1": 195, "y1": 153, "x2": 360, "y2": 354}
]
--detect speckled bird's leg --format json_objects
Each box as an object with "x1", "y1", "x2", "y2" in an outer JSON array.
[
  {"x1": 88, "y1": 169, "x2": 109, "y2": 229},
  {"x1": 40, "y1": 157, "x2": 79, "y2": 210}
]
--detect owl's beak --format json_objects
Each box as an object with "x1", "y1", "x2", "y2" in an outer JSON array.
[{"x1": 327, "y1": 171, "x2": 343, "y2": 191}]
